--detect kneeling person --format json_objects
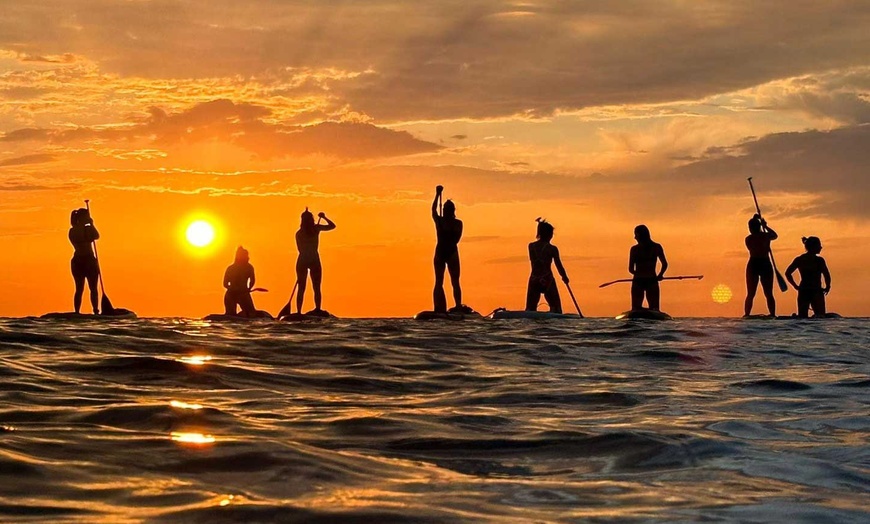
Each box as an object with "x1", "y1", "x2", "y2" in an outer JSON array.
[{"x1": 224, "y1": 246, "x2": 257, "y2": 317}]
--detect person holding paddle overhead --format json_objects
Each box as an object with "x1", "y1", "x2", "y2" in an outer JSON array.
[
  {"x1": 526, "y1": 218, "x2": 569, "y2": 313},
  {"x1": 294, "y1": 208, "x2": 336, "y2": 314},
  {"x1": 744, "y1": 214, "x2": 779, "y2": 317},
  {"x1": 432, "y1": 185, "x2": 465, "y2": 313},
  {"x1": 785, "y1": 236, "x2": 832, "y2": 318},
  {"x1": 628, "y1": 225, "x2": 668, "y2": 311},
  {"x1": 223, "y1": 246, "x2": 258, "y2": 317},
  {"x1": 68, "y1": 207, "x2": 100, "y2": 314}
]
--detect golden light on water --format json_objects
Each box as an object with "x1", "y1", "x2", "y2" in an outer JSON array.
[
  {"x1": 170, "y1": 400, "x2": 203, "y2": 410},
  {"x1": 177, "y1": 355, "x2": 212, "y2": 366},
  {"x1": 711, "y1": 284, "x2": 733, "y2": 304},
  {"x1": 185, "y1": 220, "x2": 215, "y2": 248},
  {"x1": 170, "y1": 432, "x2": 216, "y2": 444}
]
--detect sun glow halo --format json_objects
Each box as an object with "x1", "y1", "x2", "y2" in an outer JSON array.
[
  {"x1": 711, "y1": 284, "x2": 733, "y2": 304},
  {"x1": 185, "y1": 220, "x2": 215, "y2": 248}
]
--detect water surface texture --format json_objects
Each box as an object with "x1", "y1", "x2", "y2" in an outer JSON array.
[{"x1": 1, "y1": 317, "x2": 868, "y2": 522}]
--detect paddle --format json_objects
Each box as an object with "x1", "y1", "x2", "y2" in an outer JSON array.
[
  {"x1": 251, "y1": 287, "x2": 269, "y2": 292},
  {"x1": 747, "y1": 177, "x2": 788, "y2": 292},
  {"x1": 598, "y1": 275, "x2": 704, "y2": 288},
  {"x1": 565, "y1": 282, "x2": 584, "y2": 317},
  {"x1": 84, "y1": 200, "x2": 115, "y2": 315}
]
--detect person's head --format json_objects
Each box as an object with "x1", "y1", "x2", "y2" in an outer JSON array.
[
  {"x1": 234, "y1": 245, "x2": 249, "y2": 264},
  {"x1": 71, "y1": 208, "x2": 89, "y2": 226},
  {"x1": 802, "y1": 236, "x2": 822, "y2": 254},
  {"x1": 442, "y1": 199, "x2": 456, "y2": 218},
  {"x1": 70, "y1": 209, "x2": 80, "y2": 227},
  {"x1": 300, "y1": 208, "x2": 315, "y2": 231},
  {"x1": 634, "y1": 224, "x2": 651, "y2": 243},
  {"x1": 535, "y1": 218, "x2": 554, "y2": 242},
  {"x1": 748, "y1": 215, "x2": 763, "y2": 234}
]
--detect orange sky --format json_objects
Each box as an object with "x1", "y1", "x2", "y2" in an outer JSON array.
[{"x1": 1, "y1": 2, "x2": 868, "y2": 317}]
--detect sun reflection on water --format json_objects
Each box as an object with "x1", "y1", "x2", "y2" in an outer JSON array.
[
  {"x1": 169, "y1": 400, "x2": 203, "y2": 410},
  {"x1": 177, "y1": 355, "x2": 212, "y2": 366},
  {"x1": 170, "y1": 432, "x2": 216, "y2": 444}
]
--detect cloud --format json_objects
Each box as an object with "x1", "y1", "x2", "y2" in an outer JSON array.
[
  {"x1": 1, "y1": 99, "x2": 442, "y2": 160},
  {"x1": 0, "y1": 153, "x2": 56, "y2": 167}
]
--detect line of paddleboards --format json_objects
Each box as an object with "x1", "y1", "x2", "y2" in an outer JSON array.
[
  {"x1": 40, "y1": 309, "x2": 138, "y2": 320},
  {"x1": 202, "y1": 309, "x2": 336, "y2": 322}
]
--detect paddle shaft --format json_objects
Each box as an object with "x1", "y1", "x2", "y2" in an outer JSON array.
[
  {"x1": 747, "y1": 177, "x2": 788, "y2": 292},
  {"x1": 84, "y1": 200, "x2": 107, "y2": 297},
  {"x1": 599, "y1": 275, "x2": 704, "y2": 288},
  {"x1": 565, "y1": 282, "x2": 583, "y2": 317}
]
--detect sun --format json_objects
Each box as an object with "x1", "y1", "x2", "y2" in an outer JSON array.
[
  {"x1": 186, "y1": 220, "x2": 215, "y2": 248},
  {"x1": 711, "y1": 284, "x2": 733, "y2": 304}
]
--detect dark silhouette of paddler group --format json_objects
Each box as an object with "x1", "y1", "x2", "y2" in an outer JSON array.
[{"x1": 60, "y1": 179, "x2": 835, "y2": 320}]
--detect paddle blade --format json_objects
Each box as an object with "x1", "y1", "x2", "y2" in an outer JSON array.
[
  {"x1": 101, "y1": 293, "x2": 115, "y2": 315},
  {"x1": 276, "y1": 301, "x2": 293, "y2": 320},
  {"x1": 775, "y1": 271, "x2": 788, "y2": 292}
]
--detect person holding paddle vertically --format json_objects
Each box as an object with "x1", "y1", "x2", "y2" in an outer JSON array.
[
  {"x1": 526, "y1": 218, "x2": 569, "y2": 313},
  {"x1": 432, "y1": 185, "x2": 464, "y2": 313},
  {"x1": 293, "y1": 208, "x2": 336, "y2": 315},
  {"x1": 628, "y1": 225, "x2": 668, "y2": 311},
  {"x1": 68, "y1": 207, "x2": 100, "y2": 314},
  {"x1": 744, "y1": 214, "x2": 779, "y2": 317}
]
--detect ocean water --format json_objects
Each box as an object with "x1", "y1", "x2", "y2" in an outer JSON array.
[{"x1": 0, "y1": 317, "x2": 868, "y2": 523}]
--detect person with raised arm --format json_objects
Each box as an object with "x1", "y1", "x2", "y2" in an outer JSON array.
[
  {"x1": 744, "y1": 214, "x2": 779, "y2": 317},
  {"x1": 68, "y1": 208, "x2": 100, "y2": 314},
  {"x1": 432, "y1": 185, "x2": 464, "y2": 313},
  {"x1": 295, "y1": 209, "x2": 336, "y2": 314}
]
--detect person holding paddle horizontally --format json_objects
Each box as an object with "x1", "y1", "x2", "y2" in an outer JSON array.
[
  {"x1": 68, "y1": 207, "x2": 101, "y2": 314},
  {"x1": 744, "y1": 214, "x2": 779, "y2": 317},
  {"x1": 628, "y1": 225, "x2": 668, "y2": 311}
]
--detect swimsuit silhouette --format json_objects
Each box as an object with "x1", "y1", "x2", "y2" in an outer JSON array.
[
  {"x1": 744, "y1": 214, "x2": 778, "y2": 316},
  {"x1": 223, "y1": 246, "x2": 257, "y2": 317},
  {"x1": 785, "y1": 236, "x2": 832, "y2": 318},
  {"x1": 432, "y1": 186, "x2": 464, "y2": 312},
  {"x1": 68, "y1": 208, "x2": 100, "y2": 314},
  {"x1": 628, "y1": 225, "x2": 668, "y2": 311},
  {"x1": 526, "y1": 219, "x2": 569, "y2": 313},
  {"x1": 295, "y1": 209, "x2": 336, "y2": 314}
]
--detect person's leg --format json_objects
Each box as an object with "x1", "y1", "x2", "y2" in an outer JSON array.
[
  {"x1": 811, "y1": 291, "x2": 826, "y2": 317},
  {"x1": 311, "y1": 263, "x2": 323, "y2": 311},
  {"x1": 433, "y1": 257, "x2": 447, "y2": 312},
  {"x1": 525, "y1": 278, "x2": 540, "y2": 311},
  {"x1": 543, "y1": 281, "x2": 562, "y2": 313},
  {"x1": 744, "y1": 262, "x2": 758, "y2": 316},
  {"x1": 648, "y1": 280, "x2": 661, "y2": 311},
  {"x1": 86, "y1": 272, "x2": 99, "y2": 314},
  {"x1": 73, "y1": 275, "x2": 85, "y2": 313},
  {"x1": 224, "y1": 290, "x2": 236, "y2": 315},
  {"x1": 447, "y1": 254, "x2": 462, "y2": 309},
  {"x1": 630, "y1": 280, "x2": 643, "y2": 310},
  {"x1": 239, "y1": 292, "x2": 256, "y2": 316},
  {"x1": 760, "y1": 270, "x2": 776, "y2": 316},
  {"x1": 797, "y1": 290, "x2": 810, "y2": 318},
  {"x1": 296, "y1": 264, "x2": 308, "y2": 314}
]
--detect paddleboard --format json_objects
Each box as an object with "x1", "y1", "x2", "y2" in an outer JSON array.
[
  {"x1": 487, "y1": 308, "x2": 582, "y2": 320},
  {"x1": 41, "y1": 309, "x2": 137, "y2": 320},
  {"x1": 414, "y1": 306, "x2": 481, "y2": 321},
  {"x1": 279, "y1": 309, "x2": 335, "y2": 322},
  {"x1": 615, "y1": 309, "x2": 672, "y2": 321},
  {"x1": 203, "y1": 310, "x2": 274, "y2": 321}
]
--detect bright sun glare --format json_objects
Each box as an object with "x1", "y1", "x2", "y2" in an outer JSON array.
[
  {"x1": 711, "y1": 284, "x2": 733, "y2": 304},
  {"x1": 185, "y1": 220, "x2": 215, "y2": 248}
]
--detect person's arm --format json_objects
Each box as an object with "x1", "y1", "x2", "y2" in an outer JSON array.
[
  {"x1": 628, "y1": 246, "x2": 637, "y2": 275},
  {"x1": 317, "y1": 212, "x2": 336, "y2": 231},
  {"x1": 657, "y1": 245, "x2": 668, "y2": 279},
  {"x1": 553, "y1": 246, "x2": 568, "y2": 283},
  {"x1": 223, "y1": 267, "x2": 231, "y2": 290},
  {"x1": 762, "y1": 219, "x2": 778, "y2": 241},
  {"x1": 432, "y1": 186, "x2": 443, "y2": 221},
  {"x1": 821, "y1": 259, "x2": 831, "y2": 294},
  {"x1": 785, "y1": 258, "x2": 799, "y2": 290},
  {"x1": 455, "y1": 219, "x2": 463, "y2": 243},
  {"x1": 88, "y1": 224, "x2": 100, "y2": 242},
  {"x1": 248, "y1": 266, "x2": 256, "y2": 291}
]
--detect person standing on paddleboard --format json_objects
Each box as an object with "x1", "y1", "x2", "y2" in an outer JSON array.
[
  {"x1": 295, "y1": 208, "x2": 336, "y2": 314},
  {"x1": 223, "y1": 246, "x2": 257, "y2": 317},
  {"x1": 432, "y1": 185, "x2": 464, "y2": 313},
  {"x1": 744, "y1": 214, "x2": 779, "y2": 317},
  {"x1": 785, "y1": 236, "x2": 831, "y2": 318},
  {"x1": 68, "y1": 208, "x2": 100, "y2": 314},
  {"x1": 526, "y1": 219, "x2": 569, "y2": 313},
  {"x1": 628, "y1": 225, "x2": 668, "y2": 311}
]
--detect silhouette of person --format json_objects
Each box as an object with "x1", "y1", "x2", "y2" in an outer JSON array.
[
  {"x1": 69, "y1": 208, "x2": 100, "y2": 314},
  {"x1": 628, "y1": 225, "x2": 668, "y2": 310},
  {"x1": 744, "y1": 214, "x2": 778, "y2": 317},
  {"x1": 295, "y1": 209, "x2": 336, "y2": 314},
  {"x1": 223, "y1": 246, "x2": 257, "y2": 317},
  {"x1": 785, "y1": 236, "x2": 831, "y2": 318},
  {"x1": 526, "y1": 219, "x2": 569, "y2": 313},
  {"x1": 432, "y1": 186, "x2": 463, "y2": 312}
]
